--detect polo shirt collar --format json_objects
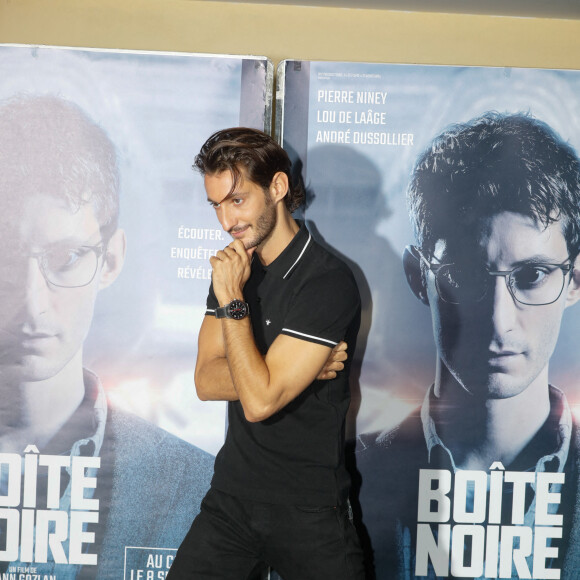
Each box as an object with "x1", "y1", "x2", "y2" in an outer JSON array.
[{"x1": 262, "y1": 220, "x2": 312, "y2": 279}]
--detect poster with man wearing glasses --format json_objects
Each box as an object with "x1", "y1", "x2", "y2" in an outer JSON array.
[
  {"x1": 0, "y1": 44, "x2": 271, "y2": 579},
  {"x1": 277, "y1": 62, "x2": 580, "y2": 579},
  {"x1": 356, "y1": 111, "x2": 580, "y2": 579}
]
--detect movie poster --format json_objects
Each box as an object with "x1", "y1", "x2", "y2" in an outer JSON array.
[
  {"x1": 277, "y1": 61, "x2": 580, "y2": 579},
  {"x1": 0, "y1": 44, "x2": 271, "y2": 579}
]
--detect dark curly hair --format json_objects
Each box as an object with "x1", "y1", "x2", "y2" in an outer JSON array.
[
  {"x1": 408, "y1": 112, "x2": 580, "y2": 258},
  {"x1": 0, "y1": 94, "x2": 120, "y2": 239}
]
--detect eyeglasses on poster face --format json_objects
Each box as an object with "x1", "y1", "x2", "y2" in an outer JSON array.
[
  {"x1": 411, "y1": 245, "x2": 574, "y2": 306},
  {"x1": 1, "y1": 242, "x2": 107, "y2": 289}
]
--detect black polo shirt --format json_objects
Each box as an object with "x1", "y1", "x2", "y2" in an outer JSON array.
[{"x1": 205, "y1": 222, "x2": 361, "y2": 506}]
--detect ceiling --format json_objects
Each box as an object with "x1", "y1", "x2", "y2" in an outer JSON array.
[{"x1": 210, "y1": 0, "x2": 580, "y2": 20}]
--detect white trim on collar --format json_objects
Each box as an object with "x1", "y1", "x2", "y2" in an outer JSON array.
[{"x1": 283, "y1": 232, "x2": 312, "y2": 280}]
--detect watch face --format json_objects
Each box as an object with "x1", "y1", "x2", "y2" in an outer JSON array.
[{"x1": 227, "y1": 299, "x2": 248, "y2": 320}]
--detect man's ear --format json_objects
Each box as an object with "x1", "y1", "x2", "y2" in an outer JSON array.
[
  {"x1": 403, "y1": 245, "x2": 429, "y2": 305},
  {"x1": 564, "y1": 254, "x2": 580, "y2": 309},
  {"x1": 269, "y1": 171, "x2": 289, "y2": 204},
  {"x1": 99, "y1": 228, "x2": 126, "y2": 290}
]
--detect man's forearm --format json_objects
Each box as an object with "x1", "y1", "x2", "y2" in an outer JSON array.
[
  {"x1": 195, "y1": 356, "x2": 240, "y2": 401},
  {"x1": 221, "y1": 316, "x2": 273, "y2": 421},
  {"x1": 194, "y1": 312, "x2": 271, "y2": 406},
  {"x1": 220, "y1": 317, "x2": 332, "y2": 423}
]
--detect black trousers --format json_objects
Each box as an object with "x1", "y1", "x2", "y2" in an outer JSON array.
[{"x1": 167, "y1": 487, "x2": 366, "y2": 580}]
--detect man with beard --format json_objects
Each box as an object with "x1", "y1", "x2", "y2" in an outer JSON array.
[
  {"x1": 356, "y1": 112, "x2": 580, "y2": 579},
  {"x1": 168, "y1": 128, "x2": 365, "y2": 580}
]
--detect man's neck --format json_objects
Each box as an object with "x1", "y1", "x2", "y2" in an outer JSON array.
[
  {"x1": 432, "y1": 366, "x2": 552, "y2": 471},
  {"x1": 255, "y1": 208, "x2": 300, "y2": 266},
  {"x1": 0, "y1": 352, "x2": 86, "y2": 453}
]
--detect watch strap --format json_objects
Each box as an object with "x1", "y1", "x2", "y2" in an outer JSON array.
[{"x1": 215, "y1": 305, "x2": 229, "y2": 319}]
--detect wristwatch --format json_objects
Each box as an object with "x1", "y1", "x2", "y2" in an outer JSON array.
[{"x1": 214, "y1": 299, "x2": 249, "y2": 320}]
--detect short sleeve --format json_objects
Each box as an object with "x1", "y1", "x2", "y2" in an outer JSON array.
[
  {"x1": 280, "y1": 268, "x2": 361, "y2": 347},
  {"x1": 205, "y1": 282, "x2": 218, "y2": 316}
]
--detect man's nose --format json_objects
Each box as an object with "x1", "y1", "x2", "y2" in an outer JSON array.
[
  {"x1": 16, "y1": 257, "x2": 52, "y2": 316},
  {"x1": 218, "y1": 205, "x2": 236, "y2": 233},
  {"x1": 490, "y1": 276, "x2": 517, "y2": 334}
]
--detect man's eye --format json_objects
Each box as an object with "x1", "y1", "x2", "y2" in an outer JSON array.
[
  {"x1": 512, "y1": 265, "x2": 550, "y2": 289},
  {"x1": 46, "y1": 248, "x2": 88, "y2": 272},
  {"x1": 209, "y1": 202, "x2": 220, "y2": 209},
  {"x1": 233, "y1": 198, "x2": 243, "y2": 205}
]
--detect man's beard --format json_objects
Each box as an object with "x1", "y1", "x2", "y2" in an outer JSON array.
[{"x1": 242, "y1": 196, "x2": 277, "y2": 250}]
